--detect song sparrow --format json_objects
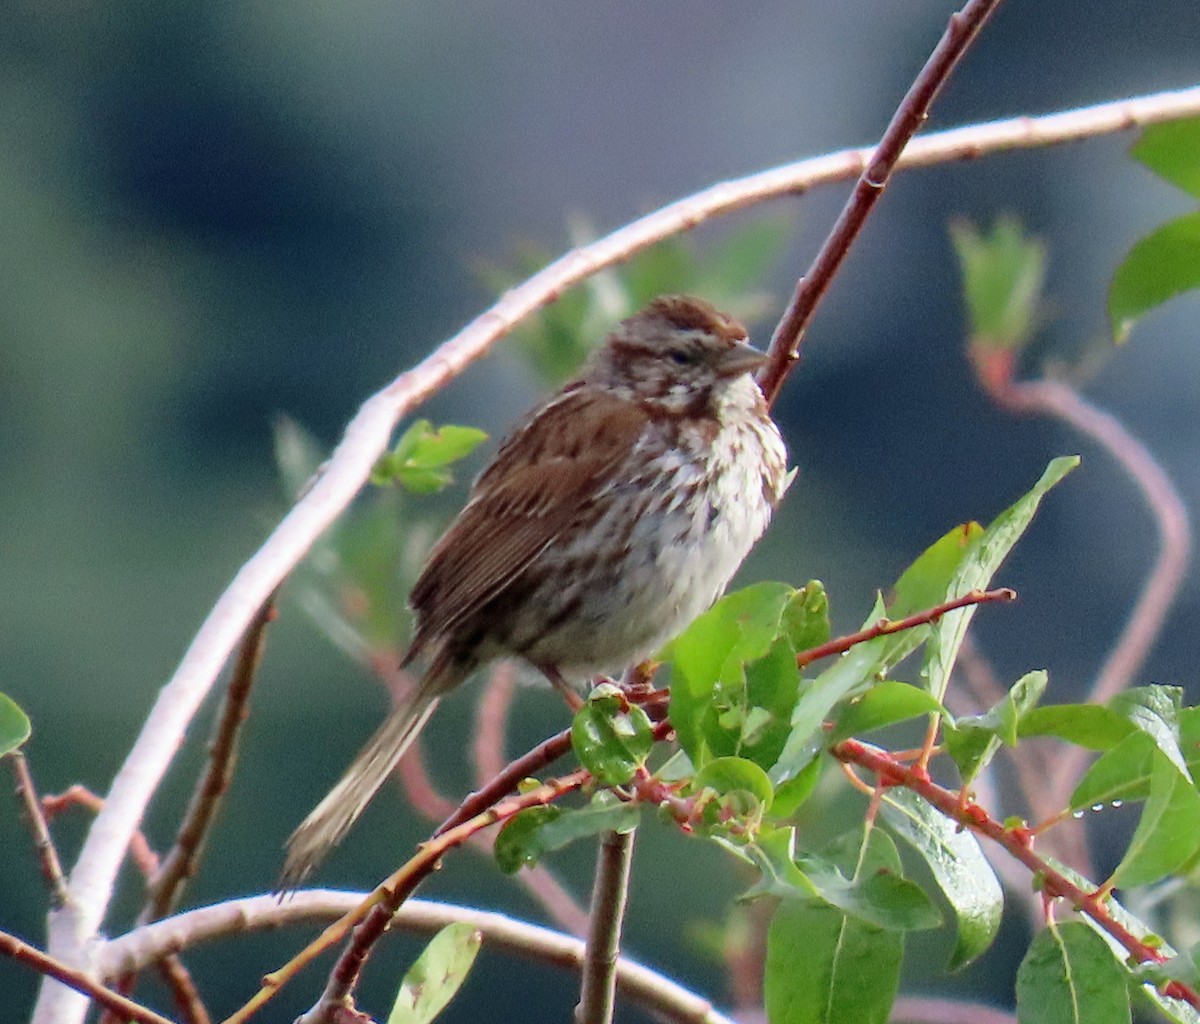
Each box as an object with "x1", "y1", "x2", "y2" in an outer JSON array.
[{"x1": 281, "y1": 294, "x2": 788, "y2": 887}]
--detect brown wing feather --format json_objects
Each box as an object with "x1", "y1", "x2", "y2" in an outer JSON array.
[{"x1": 404, "y1": 387, "x2": 649, "y2": 663}]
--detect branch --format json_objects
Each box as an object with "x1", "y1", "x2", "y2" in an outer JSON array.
[
  {"x1": 229, "y1": 770, "x2": 590, "y2": 1024},
  {"x1": 41, "y1": 80, "x2": 1200, "y2": 1023},
  {"x1": 142, "y1": 596, "x2": 276, "y2": 924},
  {"x1": 760, "y1": 0, "x2": 1006, "y2": 405},
  {"x1": 0, "y1": 929, "x2": 176, "y2": 1024},
  {"x1": 7, "y1": 752, "x2": 69, "y2": 906},
  {"x1": 796, "y1": 588, "x2": 1015, "y2": 668},
  {"x1": 575, "y1": 829, "x2": 636, "y2": 1024},
  {"x1": 834, "y1": 737, "x2": 1200, "y2": 1010},
  {"x1": 434, "y1": 727, "x2": 575, "y2": 836},
  {"x1": 98, "y1": 894, "x2": 735, "y2": 1024},
  {"x1": 394, "y1": 696, "x2": 589, "y2": 937}
]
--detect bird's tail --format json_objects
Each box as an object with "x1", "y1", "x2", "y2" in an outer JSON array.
[{"x1": 278, "y1": 682, "x2": 442, "y2": 892}]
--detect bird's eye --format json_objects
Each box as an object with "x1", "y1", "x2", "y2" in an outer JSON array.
[{"x1": 669, "y1": 350, "x2": 693, "y2": 365}]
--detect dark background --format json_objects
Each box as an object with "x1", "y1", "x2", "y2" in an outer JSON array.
[{"x1": 2, "y1": 1, "x2": 1198, "y2": 1019}]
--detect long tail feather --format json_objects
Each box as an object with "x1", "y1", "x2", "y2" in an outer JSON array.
[{"x1": 278, "y1": 687, "x2": 440, "y2": 891}]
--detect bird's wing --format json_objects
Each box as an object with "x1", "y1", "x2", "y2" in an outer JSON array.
[{"x1": 403, "y1": 386, "x2": 650, "y2": 662}]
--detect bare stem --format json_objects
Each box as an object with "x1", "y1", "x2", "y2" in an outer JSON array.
[
  {"x1": 7, "y1": 752, "x2": 69, "y2": 906},
  {"x1": 576, "y1": 829, "x2": 637, "y2": 1024},
  {"x1": 143, "y1": 596, "x2": 277, "y2": 924},
  {"x1": 796, "y1": 588, "x2": 1015, "y2": 668},
  {"x1": 759, "y1": 0, "x2": 1007, "y2": 405},
  {"x1": 0, "y1": 929, "x2": 176, "y2": 1024}
]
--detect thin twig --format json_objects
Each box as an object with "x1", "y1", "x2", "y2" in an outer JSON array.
[
  {"x1": 143, "y1": 596, "x2": 277, "y2": 923},
  {"x1": 434, "y1": 728, "x2": 575, "y2": 836},
  {"x1": 395, "y1": 710, "x2": 589, "y2": 936},
  {"x1": 7, "y1": 752, "x2": 69, "y2": 906},
  {"x1": 796, "y1": 588, "x2": 1015, "y2": 668},
  {"x1": 983, "y1": 377, "x2": 1192, "y2": 811},
  {"x1": 43, "y1": 785, "x2": 161, "y2": 881},
  {"x1": 759, "y1": 0, "x2": 1007, "y2": 405},
  {"x1": 230, "y1": 770, "x2": 590, "y2": 1024},
  {"x1": 107, "y1": 598, "x2": 278, "y2": 1024},
  {"x1": 43, "y1": 88, "x2": 1200, "y2": 1024},
  {"x1": 41, "y1": 788, "x2": 214, "y2": 1024},
  {"x1": 99, "y1": 894, "x2": 735, "y2": 1024},
  {"x1": 576, "y1": 829, "x2": 637, "y2": 1024},
  {"x1": 156, "y1": 958, "x2": 212, "y2": 1024},
  {"x1": 0, "y1": 928, "x2": 177, "y2": 1024}
]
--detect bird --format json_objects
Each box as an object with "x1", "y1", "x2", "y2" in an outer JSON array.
[{"x1": 280, "y1": 294, "x2": 788, "y2": 889}]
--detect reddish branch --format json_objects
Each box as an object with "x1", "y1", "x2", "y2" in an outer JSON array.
[
  {"x1": 759, "y1": 0, "x2": 1006, "y2": 406},
  {"x1": 834, "y1": 737, "x2": 1200, "y2": 1009},
  {"x1": 796, "y1": 588, "x2": 1016, "y2": 669},
  {"x1": 0, "y1": 929, "x2": 176, "y2": 1024},
  {"x1": 43, "y1": 785, "x2": 161, "y2": 881},
  {"x1": 144, "y1": 597, "x2": 276, "y2": 923},
  {"x1": 41, "y1": 786, "x2": 210, "y2": 1024},
  {"x1": 226, "y1": 770, "x2": 590, "y2": 1024},
  {"x1": 7, "y1": 752, "x2": 69, "y2": 906},
  {"x1": 396, "y1": 717, "x2": 589, "y2": 937}
]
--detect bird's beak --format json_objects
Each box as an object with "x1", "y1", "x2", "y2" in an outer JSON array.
[{"x1": 715, "y1": 341, "x2": 770, "y2": 378}]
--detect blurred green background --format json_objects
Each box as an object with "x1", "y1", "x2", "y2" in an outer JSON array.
[{"x1": 2, "y1": 1, "x2": 1199, "y2": 1019}]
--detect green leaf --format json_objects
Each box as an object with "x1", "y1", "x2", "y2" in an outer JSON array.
[
  {"x1": 669, "y1": 582, "x2": 797, "y2": 766},
  {"x1": 829, "y1": 682, "x2": 946, "y2": 742},
  {"x1": 1019, "y1": 704, "x2": 1136, "y2": 750},
  {"x1": 533, "y1": 792, "x2": 641, "y2": 855},
  {"x1": 881, "y1": 788, "x2": 1003, "y2": 970},
  {"x1": 924, "y1": 457, "x2": 1078, "y2": 701},
  {"x1": 764, "y1": 828, "x2": 909, "y2": 1024},
  {"x1": 744, "y1": 827, "x2": 938, "y2": 932},
  {"x1": 387, "y1": 922, "x2": 482, "y2": 1024},
  {"x1": 493, "y1": 806, "x2": 563, "y2": 874},
  {"x1": 732, "y1": 825, "x2": 816, "y2": 900},
  {"x1": 782, "y1": 581, "x2": 831, "y2": 655},
  {"x1": 372, "y1": 420, "x2": 488, "y2": 491},
  {"x1": 1109, "y1": 211, "x2": 1200, "y2": 343},
  {"x1": 693, "y1": 756, "x2": 775, "y2": 808},
  {"x1": 951, "y1": 217, "x2": 1048, "y2": 350},
  {"x1": 1070, "y1": 731, "x2": 1156, "y2": 810},
  {"x1": 0, "y1": 693, "x2": 31, "y2": 755},
  {"x1": 1109, "y1": 685, "x2": 1192, "y2": 784},
  {"x1": 765, "y1": 900, "x2": 901, "y2": 1024},
  {"x1": 768, "y1": 524, "x2": 983, "y2": 787},
  {"x1": 768, "y1": 757, "x2": 823, "y2": 819},
  {"x1": 572, "y1": 684, "x2": 655, "y2": 785},
  {"x1": 1132, "y1": 117, "x2": 1200, "y2": 199},
  {"x1": 944, "y1": 670, "x2": 1047, "y2": 783},
  {"x1": 1110, "y1": 753, "x2": 1200, "y2": 889},
  {"x1": 890, "y1": 523, "x2": 986, "y2": 627},
  {"x1": 1016, "y1": 922, "x2": 1131, "y2": 1024},
  {"x1": 796, "y1": 854, "x2": 940, "y2": 932},
  {"x1": 494, "y1": 795, "x2": 640, "y2": 873}
]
